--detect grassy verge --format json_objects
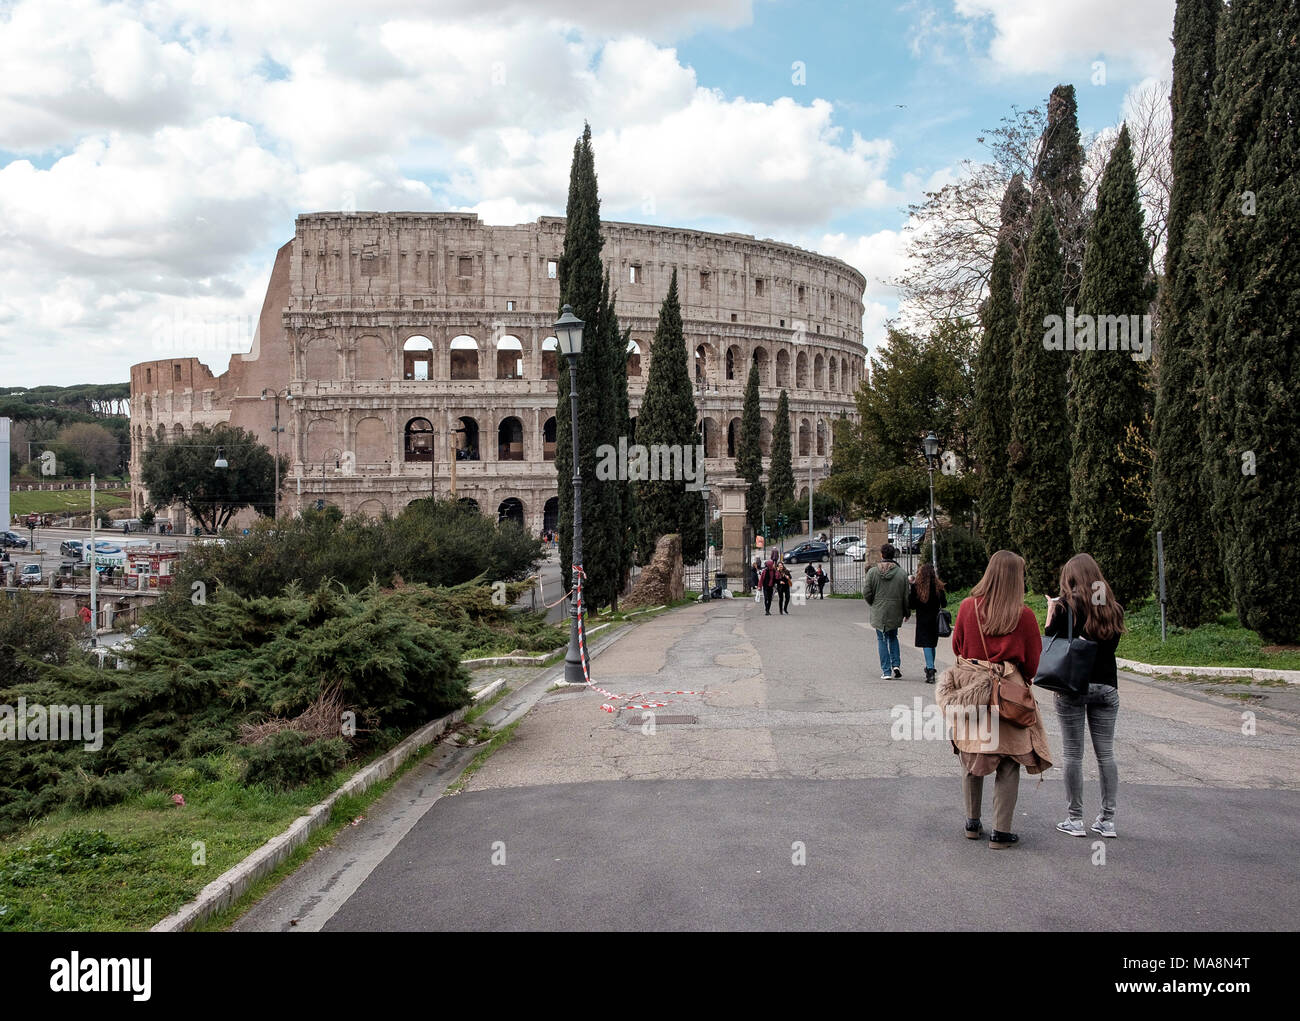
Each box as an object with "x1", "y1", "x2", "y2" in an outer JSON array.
[
  {"x1": 10, "y1": 489, "x2": 130, "y2": 516},
  {"x1": 943, "y1": 586, "x2": 1299, "y2": 671},
  {"x1": 445, "y1": 720, "x2": 521, "y2": 795}
]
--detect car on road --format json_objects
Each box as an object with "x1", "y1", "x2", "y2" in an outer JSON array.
[
  {"x1": 1, "y1": 531, "x2": 28, "y2": 549},
  {"x1": 60, "y1": 539, "x2": 84, "y2": 559},
  {"x1": 18, "y1": 563, "x2": 43, "y2": 587},
  {"x1": 844, "y1": 541, "x2": 869, "y2": 562},
  {"x1": 781, "y1": 541, "x2": 831, "y2": 564},
  {"x1": 831, "y1": 535, "x2": 861, "y2": 555}
]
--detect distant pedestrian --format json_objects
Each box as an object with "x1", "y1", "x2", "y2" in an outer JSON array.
[
  {"x1": 908, "y1": 563, "x2": 947, "y2": 684},
  {"x1": 1048, "y1": 553, "x2": 1124, "y2": 840},
  {"x1": 864, "y1": 544, "x2": 910, "y2": 679},
  {"x1": 937, "y1": 550, "x2": 1052, "y2": 850},
  {"x1": 776, "y1": 561, "x2": 793, "y2": 614},
  {"x1": 760, "y1": 558, "x2": 777, "y2": 615},
  {"x1": 750, "y1": 559, "x2": 762, "y2": 604},
  {"x1": 815, "y1": 565, "x2": 828, "y2": 599}
]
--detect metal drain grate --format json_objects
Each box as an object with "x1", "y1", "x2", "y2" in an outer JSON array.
[{"x1": 625, "y1": 714, "x2": 698, "y2": 727}]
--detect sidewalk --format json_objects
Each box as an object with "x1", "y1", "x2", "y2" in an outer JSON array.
[{"x1": 237, "y1": 596, "x2": 1300, "y2": 931}]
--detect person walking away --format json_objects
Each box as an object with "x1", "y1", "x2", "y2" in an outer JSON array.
[
  {"x1": 908, "y1": 563, "x2": 947, "y2": 684},
  {"x1": 1048, "y1": 553, "x2": 1124, "y2": 839},
  {"x1": 864, "y1": 544, "x2": 910, "y2": 678},
  {"x1": 760, "y1": 558, "x2": 777, "y2": 615},
  {"x1": 815, "y1": 564, "x2": 828, "y2": 599},
  {"x1": 936, "y1": 550, "x2": 1051, "y2": 849},
  {"x1": 776, "y1": 559, "x2": 793, "y2": 614}
]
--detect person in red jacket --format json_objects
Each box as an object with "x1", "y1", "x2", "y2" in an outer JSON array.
[{"x1": 948, "y1": 550, "x2": 1044, "y2": 848}]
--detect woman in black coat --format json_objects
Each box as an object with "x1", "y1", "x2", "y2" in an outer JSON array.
[{"x1": 907, "y1": 562, "x2": 947, "y2": 684}]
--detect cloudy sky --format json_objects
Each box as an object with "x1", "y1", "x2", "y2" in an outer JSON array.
[{"x1": 0, "y1": 0, "x2": 1175, "y2": 388}]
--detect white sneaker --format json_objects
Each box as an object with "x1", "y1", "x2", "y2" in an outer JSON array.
[
  {"x1": 1056, "y1": 818, "x2": 1086, "y2": 837},
  {"x1": 880, "y1": 672, "x2": 892, "y2": 680},
  {"x1": 1091, "y1": 816, "x2": 1118, "y2": 838}
]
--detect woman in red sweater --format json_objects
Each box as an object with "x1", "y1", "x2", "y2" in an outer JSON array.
[{"x1": 948, "y1": 550, "x2": 1045, "y2": 848}]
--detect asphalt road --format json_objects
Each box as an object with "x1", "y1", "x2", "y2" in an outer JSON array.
[{"x1": 234, "y1": 596, "x2": 1300, "y2": 931}]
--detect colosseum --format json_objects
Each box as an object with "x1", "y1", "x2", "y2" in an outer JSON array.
[{"x1": 129, "y1": 212, "x2": 865, "y2": 534}]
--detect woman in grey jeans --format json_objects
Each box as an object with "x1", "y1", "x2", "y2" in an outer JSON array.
[{"x1": 1045, "y1": 553, "x2": 1124, "y2": 839}]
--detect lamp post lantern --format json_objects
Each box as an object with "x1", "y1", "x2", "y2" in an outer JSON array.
[
  {"x1": 555, "y1": 304, "x2": 587, "y2": 684},
  {"x1": 923, "y1": 430, "x2": 939, "y2": 571}
]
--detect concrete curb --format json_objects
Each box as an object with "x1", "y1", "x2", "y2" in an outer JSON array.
[
  {"x1": 150, "y1": 683, "x2": 502, "y2": 933},
  {"x1": 1116, "y1": 657, "x2": 1300, "y2": 685}
]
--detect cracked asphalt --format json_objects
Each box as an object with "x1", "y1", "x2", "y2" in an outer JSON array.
[{"x1": 234, "y1": 596, "x2": 1300, "y2": 931}]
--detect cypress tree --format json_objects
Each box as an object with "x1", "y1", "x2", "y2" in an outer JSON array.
[
  {"x1": 1033, "y1": 84, "x2": 1088, "y2": 307},
  {"x1": 1008, "y1": 201, "x2": 1073, "y2": 595},
  {"x1": 767, "y1": 390, "x2": 795, "y2": 511},
  {"x1": 634, "y1": 269, "x2": 702, "y2": 562},
  {"x1": 1153, "y1": 0, "x2": 1224, "y2": 626},
  {"x1": 607, "y1": 277, "x2": 635, "y2": 605},
  {"x1": 555, "y1": 124, "x2": 610, "y2": 599},
  {"x1": 736, "y1": 360, "x2": 765, "y2": 540},
  {"x1": 1200, "y1": 0, "x2": 1300, "y2": 641},
  {"x1": 586, "y1": 268, "x2": 629, "y2": 611},
  {"x1": 998, "y1": 172, "x2": 1033, "y2": 300},
  {"x1": 1071, "y1": 125, "x2": 1154, "y2": 608},
  {"x1": 975, "y1": 238, "x2": 1018, "y2": 556}
]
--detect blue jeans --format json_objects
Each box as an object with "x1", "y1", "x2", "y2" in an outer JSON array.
[
  {"x1": 875, "y1": 629, "x2": 900, "y2": 674},
  {"x1": 922, "y1": 645, "x2": 936, "y2": 670},
  {"x1": 1054, "y1": 684, "x2": 1120, "y2": 822}
]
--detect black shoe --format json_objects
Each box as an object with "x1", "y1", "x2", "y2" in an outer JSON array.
[
  {"x1": 964, "y1": 818, "x2": 983, "y2": 840},
  {"x1": 925, "y1": 668, "x2": 936, "y2": 684},
  {"x1": 892, "y1": 667, "x2": 903, "y2": 679},
  {"x1": 989, "y1": 831, "x2": 1019, "y2": 849}
]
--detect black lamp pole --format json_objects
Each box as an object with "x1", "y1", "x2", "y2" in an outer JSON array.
[{"x1": 556, "y1": 305, "x2": 587, "y2": 685}]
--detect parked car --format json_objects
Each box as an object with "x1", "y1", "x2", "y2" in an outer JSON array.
[
  {"x1": 781, "y1": 540, "x2": 830, "y2": 564},
  {"x1": 844, "y1": 541, "x2": 868, "y2": 562},
  {"x1": 18, "y1": 563, "x2": 43, "y2": 587},
  {"x1": 1, "y1": 531, "x2": 28, "y2": 549},
  {"x1": 831, "y1": 535, "x2": 861, "y2": 554},
  {"x1": 60, "y1": 539, "x2": 84, "y2": 559},
  {"x1": 108, "y1": 625, "x2": 150, "y2": 669}
]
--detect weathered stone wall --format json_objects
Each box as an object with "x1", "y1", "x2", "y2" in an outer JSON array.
[{"x1": 131, "y1": 213, "x2": 864, "y2": 533}]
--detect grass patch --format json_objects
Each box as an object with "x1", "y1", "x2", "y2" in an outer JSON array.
[
  {"x1": 446, "y1": 720, "x2": 521, "y2": 795},
  {"x1": 463, "y1": 685, "x2": 511, "y2": 726},
  {"x1": 0, "y1": 753, "x2": 359, "y2": 932},
  {"x1": 10, "y1": 489, "x2": 129, "y2": 517}
]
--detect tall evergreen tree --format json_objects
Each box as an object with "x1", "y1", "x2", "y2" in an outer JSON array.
[
  {"x1": 975, "y1": 238, "x2": 1018, "y2": 555},
  {"x1": 1008, "y1": 201, "x2": 1073, "y2": 595},
  {"x1": 1071, "y1": 125, "x2": 1155, "y2": 608},
  {"x1": 1033, "y1": 84, "x2": 1088, "y2": 307},
  {"x1": 606, "y1": 274, "x2": 636, "y2": 604},
  {"x1": 1153, "y1": 0, "x2": 1224, "y2": 626},
  {"x1": 555, "y1": 124, "x2": 615, "y2": 603},
  {"x1": 767, "y1": 390, "x2": 795, "y2": 511},
  {"x1": 1200, "y1": 0, "x2": 1300, "y2": 641},
  {"x1": 736, "y1": 360, "x2": 765, "y2": 540},
  {"x1": 586, "y1": 268, "x2": 631, "y2": 610},
  {"x1": 634, "y1": 269, "x2": 702, "y2": 562},
  {"x1": 998, "y1": 172, "x2": 1033, "y2": 301}
]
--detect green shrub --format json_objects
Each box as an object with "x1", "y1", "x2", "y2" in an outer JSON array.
[
  {"x1": 922, "y1": 525, "x2": 987, "y2": 590},
  {"x1": 242, "y1": 733, "x2": 348, "y2": 792}
]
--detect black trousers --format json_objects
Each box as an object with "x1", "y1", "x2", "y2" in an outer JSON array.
[
  {"x1": 777, "y1": 585, "x2": 790, "y2": 613},
  {"x1": 763, "y1": 586, "x2": 775, "y2": 613}
]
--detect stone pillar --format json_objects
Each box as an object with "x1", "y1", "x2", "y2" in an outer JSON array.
[{"x1": 717, "y1": 476, "x2": 750, "y2": 591}]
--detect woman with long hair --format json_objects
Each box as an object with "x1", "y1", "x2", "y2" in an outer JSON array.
[
  {"x1": 1048, "y1": 553, "x2": 1125, "y2": 839},
  {"x1": 936, "y1": 550, "x2": 1052, "y2": 849},
  {"x1": 908, "y1": 562, "x2": 947, "y2": 684}
]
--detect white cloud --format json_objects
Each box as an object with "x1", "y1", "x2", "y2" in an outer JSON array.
[{"x1": 953, "y1": 0, "x2": 1174, "y2": 80}]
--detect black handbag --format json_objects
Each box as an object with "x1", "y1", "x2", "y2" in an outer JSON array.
[
  {"x1": 1034, "y1": 602, "x2": 1096, "y2": 698},
  {"x1": 936, "y1": 608, "x2": 953, "y2": 637}
]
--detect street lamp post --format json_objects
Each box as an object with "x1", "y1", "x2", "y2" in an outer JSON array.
[
  {"x1": 555, "y1": 304, "x2": 586, "y2": 685},
  {"x1": 701, "y1": 483, "x2": 711, "y2": 601},
  {"x1": 923, "y1": 430, "x2": 939, "y2": 572},
  {"x1": 260, "y1": 388, "x2": 291, "y2": 519}
]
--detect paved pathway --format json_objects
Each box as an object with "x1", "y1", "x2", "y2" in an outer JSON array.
[{"x1": 235, "y1": 595, "x2": 1300, "y2": 931}]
